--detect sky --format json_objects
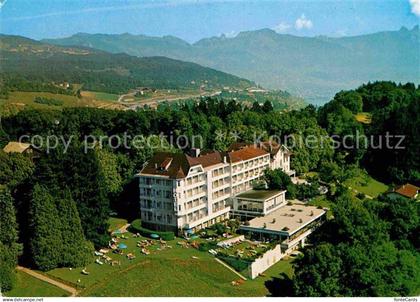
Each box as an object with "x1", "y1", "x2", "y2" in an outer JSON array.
[{"x1": 0, "y1": 0, "x2": 418, "y2": 42}]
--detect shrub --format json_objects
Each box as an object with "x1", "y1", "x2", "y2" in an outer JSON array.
[
  {"x1": 34, "y1": 97, "x2": 64, "y2": 106},
  {"x1": 217, "y1": 255, "x2": 250, "y2": 276},
  {"x1": 210, "y1": 223, "x2": 228, "y2": 235},
  {"x1": 130, "y1": 219, "x2": 175, "y2": 241},
  {"x1": 356, "y1": 192, "x2": 366, "y2": 200},
  {"x1": 198, "y1": 241, "x2": 218, "y2": 252}
]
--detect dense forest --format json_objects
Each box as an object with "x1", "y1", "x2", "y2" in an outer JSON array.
[{"x1": 0, "y1": 81, "x2": 419, "y2": 295}]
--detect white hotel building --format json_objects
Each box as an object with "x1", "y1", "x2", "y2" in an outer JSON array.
[{"x1": 137, "y1": 142, "x2": 293, "y2": 234}]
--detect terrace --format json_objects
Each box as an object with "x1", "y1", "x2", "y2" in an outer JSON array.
[{"x1": 239, "y1": 203, "x2": 326, "y2": 250}]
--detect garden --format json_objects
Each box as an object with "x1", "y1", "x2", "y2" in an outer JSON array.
[{"x1": 37, "y1": 225, "x2": 289, "y2": 297}]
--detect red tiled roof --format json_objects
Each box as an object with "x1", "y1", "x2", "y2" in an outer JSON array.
[
  {"x1": 394, "y1": 184, "x2": 420, "y2": 199},
  {"x1": 140, "y1": 151, "x2": 225, "y2": 179},
  {"x1": 141, "y1": 144, "x2": 273, "y2": 178},
  {"x1": 160, "y1": 157, "x2": 173, "y2": 170},
  {"x1": 186, "y1": 151, "x2": 224, "y2": 168},
  {"x1": 228, "y1": 146, "x2": 268, "y2": 163},
  {"x1": 140, "y1": 152, "x2": 190, "y2": 179},
  {"x1": 228, "y1": 141, "x2": 290, "y2": 157},
  {"x1": 228, "y1": 142, "x2": 249, "y2": 152}
]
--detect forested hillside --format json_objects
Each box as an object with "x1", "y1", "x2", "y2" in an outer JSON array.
[
  {"x1": 318, "y1": 81, "x2": 419, "y2": 184},
  {"x1": 0, "y1": 35, "x2": 253, "y2": 95}
]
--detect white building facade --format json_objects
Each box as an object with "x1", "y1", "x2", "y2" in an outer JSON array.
[{"x1": 137, "y1": 142, "x2": 291, "y2": 234}]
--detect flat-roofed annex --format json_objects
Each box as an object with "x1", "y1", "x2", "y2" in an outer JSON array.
[
  {"x1": 235, "y1": 189, "x2": 286, "y2": 202},
  {"x1": 240, "y1": 203, "x2": 326, "y2": 236}
]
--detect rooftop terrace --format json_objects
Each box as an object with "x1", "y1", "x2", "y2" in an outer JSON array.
[
  {"x1": 240, "y1": 203, "x2": 326, "y2": 236},
  {"x1": 235, "y1": 190, "x2": 285, "y2": 201}
]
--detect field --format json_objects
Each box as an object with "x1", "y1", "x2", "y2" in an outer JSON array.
[
  {"x1": 344, "y1": 173, "x2": 388, "y2": 198},
  {"x1": 5, "y1": 271, "x2": 69, "y2": 297},
  {"x1": 0, "y1": 91, "x2": 125, "y2": 115},
  {"x1": 81, "y1": 91, "x2": 119, "y2": 102},
  {"x1": 108, "y1": 217, "x2": 128, "y2": 233},
  {"x1": 44, "y1": 230, "x2": 293, "y2": 297}
]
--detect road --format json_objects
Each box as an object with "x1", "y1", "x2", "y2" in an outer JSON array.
[
  {"x1": 17, "y1": 266, "x2": 78, "y2": 297},
  {"x1": 117, "y1": 90, "x2": 222, "y2": 110}
]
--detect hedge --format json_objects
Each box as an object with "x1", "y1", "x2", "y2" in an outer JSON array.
[
  {"x1": 198, "y1": 241, "x2": 218, "y2": 252},
  {"x1": 130, "y1": 219, "x2": 175, "y2": 241},
  {"x1": 216, "y1": 255, "x2": 250, "y2": 277}
]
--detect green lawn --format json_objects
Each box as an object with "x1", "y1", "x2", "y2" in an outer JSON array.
[
  {"x1": 239, "y1": 257, "x2": 294, "y2": 295},
  {"x1": 308, "y1": 196, "x2": 334, "y2": 219},
  {"x1": 108, "y1": 217, "x2": 128, "y2": 233},
  {"x1": 45, "y1": 230, "x2": 293, "y2": 297},
  {"x1": 344, "y1": 173, "x2": 388, "y2": 198},
  {"x1": 88, "y1": 91, "x2": 119, "y2": 102},
  {"x1": 0, "y1": 91, "x2": 123, "y2": 115},
  {"x1": 5, "y1": 271, "x2": 69, "y2": 297}
]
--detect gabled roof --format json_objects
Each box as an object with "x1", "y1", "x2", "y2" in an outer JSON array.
[
  {"x1": 228, "y1": 141, "x2": 290, "y2": 157},
  {"x1": 3, "y1": 142, "x2": 32, "y2": 154},
  {"x1": 140, "y1": 150, "x2": 225, "y2": 179},
  {"x1": 227, "y1": 145, "x2": 268, "y2": 163},
  {"x1": 186, "y1": 151, "x2": 224, "y2": 168},
  {"x1": 140, "y1": 142, "x2": 276, "y2": 179},
  {"x1": 394, "y1": 184, "x2": 420, "y2": 199},
  {"x1": 140, "y1": 152, "x2": 190, "y2": 179}
]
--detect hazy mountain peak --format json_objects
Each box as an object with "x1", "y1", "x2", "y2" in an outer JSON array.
[{"x1": 43, "y1": 27, "x2": 419, "y2": 104}]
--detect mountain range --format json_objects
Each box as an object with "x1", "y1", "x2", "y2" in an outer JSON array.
[
  {"x1": 44, "y1": 26, "x2": 420, "y2": 104},
  {"x1": 0, "y1": 35, "x2": 252, "y2": 94}
]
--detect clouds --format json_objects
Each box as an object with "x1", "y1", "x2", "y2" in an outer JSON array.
[
  {"x1": 410, "y1": 0, "x2": 420, "y2": 16},
  {"x1": 224, "y1": 30, "x2": 237, "y2": 38},
  {"x1": 0, "y1": 0, "x2": 8, "y2": 9},
  {"x1": 2, "y1": 0, "x2": 242, "y2": 21},
  {"x1": 273, "y1": 22, "x2": 291, "y2": 33},
  {"x1": 295, "y1": 14, "x2": 313, "y2": 30},
  {"x1": 272, "y1": 14, "x2": 313, "y2": 34}
]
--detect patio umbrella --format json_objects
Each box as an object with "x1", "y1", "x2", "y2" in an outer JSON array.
[{"x1": 118, "y1": 243, "x2": 128, "y2": 249}]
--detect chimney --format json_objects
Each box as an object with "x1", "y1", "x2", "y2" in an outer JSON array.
[
  {"x1": 191, "y1": 148, "x2": 201, "y2": 157},
  {"x1": 154, "y1": 163, "x2": 158, "y2": 169},
  {"x1": 223, "y1": 156, "x2": 227, "y2": 163}
]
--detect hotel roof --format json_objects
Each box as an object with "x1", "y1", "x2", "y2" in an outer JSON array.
[
  {"x1": 240, "y1": 203, "x2": 326, "y2": 236},
  {"x1": 394, "y1": 184, "x2": 420, "y2": 199},
  {"x1": 229, "y1": 141, "x2": 291, "y2": 157},
  {"x1": 227, "y1": 146, "x2": 268, "y2": 163},
  {"x1": 3, "y1": 142, "x2": 32, "y2": 154},
  {"x1": 139, "y1": 144, "x2": 271, "y2": 179},
  {"x1": 236, "y1": 189, "x2": 285, "y2": 201}
]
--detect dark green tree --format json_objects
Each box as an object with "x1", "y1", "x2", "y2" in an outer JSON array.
[
  {"x1": 29, "y1": 184, "x2": 62, "y2": 271},
  {"x1": 264, "y1": 169, "x2": 292, "y2": 191},
  {"x1": 293, "y1": 243, "x2": 343, "y2": 296},
  {"x1": 0, "y1": 152, "x2": 34, "y2": 190},
  {"x1": 0, "y1": 187, "x2": 21, "y2": 291},
  {"x1": 56, "y1": 191, "x2": 93, "y2": 267}
]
